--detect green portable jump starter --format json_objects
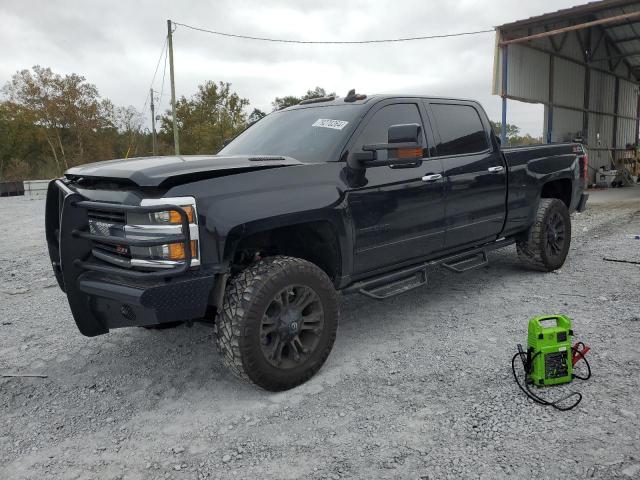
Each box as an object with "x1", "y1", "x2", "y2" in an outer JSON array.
[
  {"x1": 512, "y1": 314, "x2": 591, "y2": 410},
  {"x1": 527, "y1": 314, "x2": 573, "y2": 386}
]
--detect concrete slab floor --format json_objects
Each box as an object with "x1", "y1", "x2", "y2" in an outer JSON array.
[{"x1": 587, "y1": 184, "x2": 640, "y2": 205}]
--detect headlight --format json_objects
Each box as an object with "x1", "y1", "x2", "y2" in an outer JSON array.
[
  {"x1": 150, "y1": 205, "x2": 195, "y2": 224},
  {"x1": 124, "y1": 196, "x2": 201, "y2": 268}
]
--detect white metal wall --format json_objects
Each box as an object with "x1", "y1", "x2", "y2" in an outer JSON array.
[
  {"x1": 588, "y1": 113, "x2": 614, "y2": 149},
  {"x1": 544, "y1": 107, "x2": 583, "y2": 143},
  {"x1": 505, "y1": 44, "x2": 549, "y2": 103},
  {"x1": 589, "y1": 150, "x2": 614, "y2": 172},
  {"x1": 618, "y1": 80, "x2": 638, "y2": 117},
  {"x1": 589, "y1": 71, "x2": 616, "y2": 114},
  {"x1": 553, "y1": 58, "x2": 584, "y2": 109},
  {"x1": 618, "y1": 118, "x2": 637, "y2": 147}
]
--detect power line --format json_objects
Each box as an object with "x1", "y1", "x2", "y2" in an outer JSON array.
[
  {"x1": 156, "y1": 20, "x2": 495, "y2": 155},
  {"x1": 142, "y1": 35, "x2": 168, "y2": 113},
  {"x1": 171, "y1": 20, "x2": 494, "y2": 44},
  {"x1": 127, "y1": 35, "x2": 168, "y2": 158},
  {"x1": 158, "y1": 44, "x2": 169, "y2": 107}
]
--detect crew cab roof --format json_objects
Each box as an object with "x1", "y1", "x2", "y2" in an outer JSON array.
[{"x1": 282, "y1": 94, "x2": 482, "y2": 111}]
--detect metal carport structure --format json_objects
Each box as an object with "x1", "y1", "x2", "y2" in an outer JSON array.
[{"x1": 493, "y1": 0, "x2": 640, "y2": 182}]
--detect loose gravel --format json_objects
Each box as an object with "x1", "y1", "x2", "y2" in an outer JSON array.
[{"x1": 1, "y1": 191, "x2": 639, "y2": 479}]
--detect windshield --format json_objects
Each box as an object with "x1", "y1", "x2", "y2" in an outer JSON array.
[{"x1": 219, "y1": 105, "x2": 362, "y2": 163}]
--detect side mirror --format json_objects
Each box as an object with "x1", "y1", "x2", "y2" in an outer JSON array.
[
  {"x1": 349, "y1": 123, "x2": 423, "y2": 169},
  {"x1": 388, "y1": 123, "x2": 421, "y2": 144}
]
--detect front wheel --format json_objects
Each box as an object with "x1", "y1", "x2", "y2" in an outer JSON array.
[
  {"x1": 516, "y1": 198, "x2": 572, "y2": 272},
  {"x1": 214, "y1": 256, "x2": 339, "y2": 391}
]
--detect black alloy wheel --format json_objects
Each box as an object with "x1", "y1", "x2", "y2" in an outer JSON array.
[
  {"x1": 259, "y1": 285, "x2": 325, "y2": 369},
  {"x1": 544, "y1": 211, "x2": 566, "y2": 259}
]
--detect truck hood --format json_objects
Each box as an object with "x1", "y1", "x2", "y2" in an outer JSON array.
[{"x1": 64, "y1": 155, "x2": 305, "y2": 187}]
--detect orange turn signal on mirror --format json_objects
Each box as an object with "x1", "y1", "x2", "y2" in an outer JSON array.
[
  {"x1": 395, "y1": 148, "x2": 422, "y2": 159},
  {"x1": 167, "y1": 206, "x2": 195, "y2": 224},
  {"x1": 167, "y1": 240, "x2": 198, "y2": 260}
]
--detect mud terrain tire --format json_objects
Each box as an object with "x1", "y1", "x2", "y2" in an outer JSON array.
[
  {"x1": 516, "y1": 198, "x2": 571, "y2": 272},
  {"x1": 214, "y1": 256, "x2": 339, "y2": 391}
]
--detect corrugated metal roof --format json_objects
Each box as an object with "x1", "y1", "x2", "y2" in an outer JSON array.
[
  {"x1": 600, "y1": 3, "x2": 640, "y2": 69},
  {"x1": 497, "y1": 1, "x2": 638, "y2": 30},
  {"x1": 498, "y1": 1, "x2": 640, "y2": 80},
  {"x1": 494, "y1": 1, "x2": 639, "y2": 154}
]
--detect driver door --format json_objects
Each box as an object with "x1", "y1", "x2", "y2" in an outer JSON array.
[{"x1": 344, "y1": 101, "x2": 446, "y2": 275}]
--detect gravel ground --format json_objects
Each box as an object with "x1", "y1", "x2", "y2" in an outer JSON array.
[{"x1": 1, "y1": 191, "x2": 639, "y2": 480}]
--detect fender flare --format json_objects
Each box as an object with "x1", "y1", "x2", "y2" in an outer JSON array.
[{"x1": 198, "y1": 188, "x2": 354, "y2": 282}]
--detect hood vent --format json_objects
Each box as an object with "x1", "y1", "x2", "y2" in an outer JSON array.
[{"x1": 249, "y1": 156, "x2": 286, "y2": 162}]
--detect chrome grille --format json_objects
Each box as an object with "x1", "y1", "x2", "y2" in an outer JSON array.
[
  {"x1": 87, "y1": 208, "x2": 129, "y2": 259},
  {"x1": 87, "y1": 209, "x2": 125, "y2": 224},
  {"x1": 88, "y1": 219, "x2": 113, "y2": 237}
]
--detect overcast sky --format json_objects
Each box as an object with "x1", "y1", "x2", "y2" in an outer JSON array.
[{"x1": 1, "y1": 0, "x2": 583, "y2": 136}]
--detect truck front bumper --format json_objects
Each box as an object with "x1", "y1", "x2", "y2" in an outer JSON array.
[
  {"x1": 45, "y1": 179, "x2": 227, "y2": 336},
  {"x1": 76, "y1": 270, "x2": 218, "y2": 330}
]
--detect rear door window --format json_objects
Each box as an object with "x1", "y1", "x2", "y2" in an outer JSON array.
[{"x1": 430, "y1": 104, "x2": 489, "y2": 156}]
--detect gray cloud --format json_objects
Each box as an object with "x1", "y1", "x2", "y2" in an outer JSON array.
[{"x1": 1, "y1": 0, "x2": 578, "y2": 136}]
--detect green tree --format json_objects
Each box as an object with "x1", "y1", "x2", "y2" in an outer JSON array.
[
  {"x1": 0, "y1": 102, "x2": 48, "y2": 180},
  {"x1": 509, "y1": 133, "x2": 543, "y2": 146},
  {"x1": 1, "y1": 65, "x2": 147, "y2": 176},
  {"x1": 101, "y1": 101, "x2": 149, "y2": 158},
  {"x1": 271, "y1": 86, "x2": 335, "y2": 111},
  {"x1": 271, "y1": 95, "x2": 300, "y2": 111},
  {"x1": 490, "y1": 121, "x2": 521, "y2": 139},
  {"x1": 1, "y1": 67, "x2": 262, "y2": 180},
  {"x1": 490, "y1": 121, "x2": 542, "y2": 146},
  {"x1": 159, "y1": 81, "x2": 249, "y2": 155},
  {"x1": 247, "y1": 108, "x2": 266, "y2": 124}
]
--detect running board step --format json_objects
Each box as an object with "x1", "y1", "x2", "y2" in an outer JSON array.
[
  {"x1": 441, "y1": 251, "x2": 488, "y2": 273},
  {"x1": 345, "y1": 264, "x2": 428, "y2": 300},
  {"x1": 345, "y1": 238, "x2": 516, "y2": 301}
]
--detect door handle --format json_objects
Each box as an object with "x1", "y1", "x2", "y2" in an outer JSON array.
[
  {"x1": 421, "y1": 173, "x2": 442, "y2": 182},
  {"x1": 488, "y1": 166, "x2": 504, "y2": 173}
]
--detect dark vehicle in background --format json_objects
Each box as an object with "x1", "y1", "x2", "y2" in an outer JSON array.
[{"x1": 46, "y1": 91, "x2": 588, "y2": 391}]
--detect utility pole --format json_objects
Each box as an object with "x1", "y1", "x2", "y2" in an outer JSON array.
[
  {"x1": 167, "y1": 19, "x2": 180, "y2": 155},
  {"x1": 150, "y1": 88, "x2": 157, "y2": 155}
]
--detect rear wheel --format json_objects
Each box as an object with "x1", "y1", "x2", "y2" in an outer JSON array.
[
  {"x1": 516, "y1": 198, "x2": 571, "y2": 272},
  {"x1": 214, "y1": 256, "x2": 339, "y2": 391}
]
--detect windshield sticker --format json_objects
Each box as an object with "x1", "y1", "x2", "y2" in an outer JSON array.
[{"x1": 312, "y1": 119, "x2": 349, "y2": 130}]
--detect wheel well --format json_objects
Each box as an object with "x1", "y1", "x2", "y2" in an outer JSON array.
[
  {"x1": 231, "y1": 221, "x2": 341, "y2": 283},
  {"x1": 541, "y1": 179, "x2": 572, "y2": 208}
]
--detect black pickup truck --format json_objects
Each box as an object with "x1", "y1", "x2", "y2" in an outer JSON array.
[{"x1": 46, "y1": 91, "x2": 588, "y2": 391}]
